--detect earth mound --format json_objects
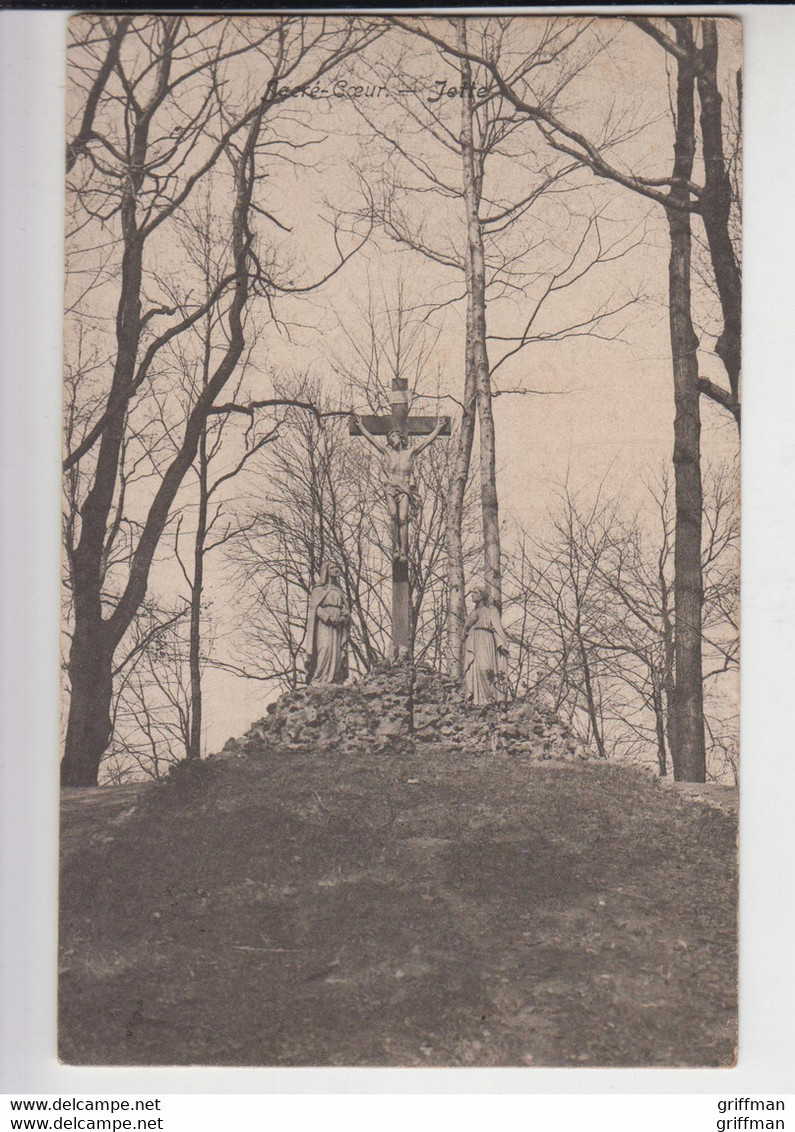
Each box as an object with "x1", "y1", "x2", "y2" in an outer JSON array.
[{"x1": 59, "y1": 727, "x2": 737, "y2": 1067}]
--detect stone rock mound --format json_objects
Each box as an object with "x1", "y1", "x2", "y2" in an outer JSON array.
[{"x1": 223, "y1": 663, "x2": 590, "y2": 762}]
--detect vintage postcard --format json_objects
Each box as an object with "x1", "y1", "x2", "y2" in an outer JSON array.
[{"x1": 59, "y1": 14, "x2": 740, "y2": 1067}]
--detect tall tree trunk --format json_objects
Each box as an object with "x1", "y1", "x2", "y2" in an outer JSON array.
[
  {"x1": 575, "y1": 611, "x2": 607, "y2": 759},
  {"x1": 659, "y1": 550, "x2": 677, "y2": 768},
  {"x1": 186, "y1": 311, "x2": 213, "y2": 761},
  {"x1": 661, "y1": 609, "x2": 677, "y2": 770},
  {"x1": 458, "y1": 21, "x2": 502, "y2": 610},
  {"x1": 668, "y1": 23, "x2": 707, "y2": 783},
  {"x1": 187, "y1": 426, "x2": 208, "y2": 761},
  {"x1": 61, "y1": 609, "x2": 114, "y2": 786},
  {"x1": 651, "y1": 673, "x2": 668, "y2": 776},
  {"x1": 445, "y1": 304, "x2": 477, "y2": 677},
  {"x1": 697, "y1": 18, "x2": 741, "y2": 426}
]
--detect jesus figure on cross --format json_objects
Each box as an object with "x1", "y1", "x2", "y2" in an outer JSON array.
[
  {"x1": 352, "y1": 413, "x2": 446, "y2": 562},
  {"x1": 350, "y1": 378, "x2": 450, "y2": 659}
]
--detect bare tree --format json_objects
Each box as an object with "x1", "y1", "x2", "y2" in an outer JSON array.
[
  {"x1": 65, "y1": 15, "x2": 132, "y2": 173},
  {"x1": 396, "y1": 15, "x2": 741, "y2": 780},
  {"x1": 634, "y1": 17, "x2": 741, "y2": 422},
  {"x1": 504, "y1": 463, "x2": 738, "y2": 779},
  {"x1": 62, "y1": 16, "x2": 378, "y2": 785},
  {"x1": 164, "y1": 193, "x2": 283, "y2": 761}
]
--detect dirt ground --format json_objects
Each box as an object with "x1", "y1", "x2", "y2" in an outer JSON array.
[{"x1": 59, "y1": 747, "x2": 738, "y2": 1067}]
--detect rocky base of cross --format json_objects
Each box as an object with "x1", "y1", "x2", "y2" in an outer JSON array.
[{"x1": 221, "y1": 662, "x2": 591, "y2": 762}]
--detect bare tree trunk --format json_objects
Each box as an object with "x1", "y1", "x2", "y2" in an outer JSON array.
[
  {"x1": 651, "y1": 674, "x2": 668, "y2": 776},
  {"x1": 445, "y1": 308, "x2": 477, "y2": 677},
  {"x1": 458, "y1": 21, "x2": 502, "y2": 610},
  {"x1": 697, "y1": 18, "x2": 741, "y2": 427},
  {"x1": 575, "y1": 611, "x2": 607, "y2": 759},
  {"x1": 658, "y1": 544, "x2": 677, "y2": 768},
  {"x1": 187, "y1": 424, "x2": 208, "y2": 761},
  {"x1": 186, "y1": 307, "x2": 214, "y2": 762},
  {"x1": 662, "y1": 616, "x2": 677, "y2": 770},
  {"x1": 668, "y1": 23, "x2": 707, "y2": 783},
  {"x1": 61, "y1": 612, "x2": 114, "y2": 787}
]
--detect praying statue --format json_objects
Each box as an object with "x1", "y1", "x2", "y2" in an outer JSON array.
[
  {"x1": 304, "y1": 563, "x2": 350, "y2": 685},
  {"x1": 352, "y1": 413, "x2": 446, "y2": 562},
  {"x1": 464, "y1": 588, "x2": 510, "y2": 705}
]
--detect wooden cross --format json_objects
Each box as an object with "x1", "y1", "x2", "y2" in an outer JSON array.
[{"x1": 350, "y1": 377, "x2": 450, "y2": 659}]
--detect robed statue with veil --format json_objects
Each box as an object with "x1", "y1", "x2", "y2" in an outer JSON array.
[
  {"x1": 464, "y1": 588, "x2": 510, "y2": 705},
  {"x1": 304, "y1": 564, "x2": 350, "y2": 685}
]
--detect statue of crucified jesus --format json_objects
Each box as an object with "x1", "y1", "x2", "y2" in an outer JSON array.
[{"x1": 352, "y1": 413, "x2": 446, "y2": 563}]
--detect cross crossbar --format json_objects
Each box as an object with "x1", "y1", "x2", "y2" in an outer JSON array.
[{"x1": 348, "y1": 414, "x2": 451, "y2": 437}]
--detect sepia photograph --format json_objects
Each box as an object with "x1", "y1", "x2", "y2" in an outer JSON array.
[{"x1": 58, "y1": 13, "x2": 741, "y2": 1068}]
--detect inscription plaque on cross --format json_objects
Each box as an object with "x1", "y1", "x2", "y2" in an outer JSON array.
[{"x1": 350, "y1": 377, "x2": 450, "y2": 658}]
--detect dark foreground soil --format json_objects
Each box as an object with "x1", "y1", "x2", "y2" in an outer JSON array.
[{"x1": 59, "y1": 746, "x2": 737, "y2": 1067}]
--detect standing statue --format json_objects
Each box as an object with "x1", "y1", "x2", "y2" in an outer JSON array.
[
  {"x1": 352, "y1": 413, "x2": 446, "y2": 563},
  {"x1": 464, "y1": 588, "x2": 510, "y2": 705},
  {"x1": 304, "y1": 563, "x2": 350, "y2": 685}
]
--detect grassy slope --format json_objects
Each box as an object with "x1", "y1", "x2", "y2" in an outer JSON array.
[{"x1": 59, "y1": 745, "x2": 737, "y2": 1067}]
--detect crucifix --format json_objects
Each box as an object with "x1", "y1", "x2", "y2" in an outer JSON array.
[{"x1": 350, "y1": 377, "x2": 450, "y2": 659}]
